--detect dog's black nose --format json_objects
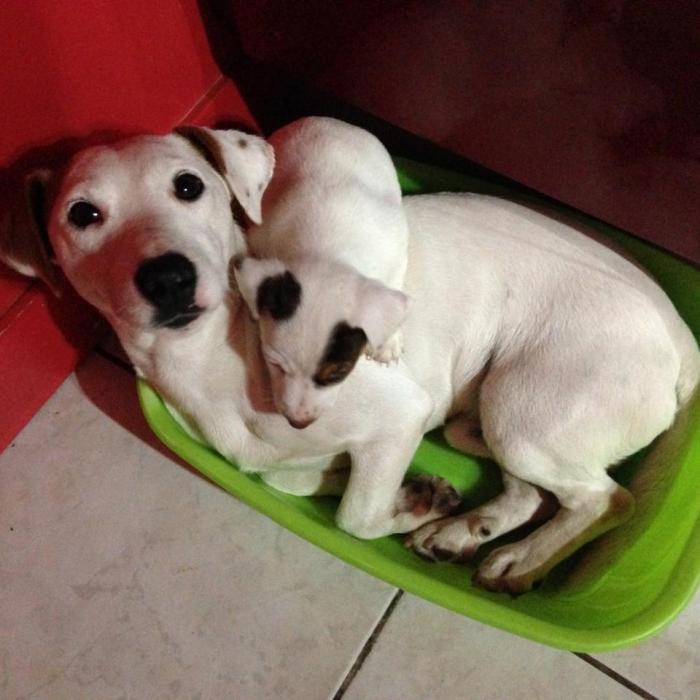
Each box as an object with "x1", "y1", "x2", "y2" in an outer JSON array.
[{"x1": 135, "y1": 253, "x2": 200, "y2": 327}]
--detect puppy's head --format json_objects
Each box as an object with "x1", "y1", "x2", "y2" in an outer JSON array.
[
  {"x1": 0, "y1": 127, "x2": 274, "y2": 342},
  {"x1": 234, "y1": 255, "x2": 408, "y2": 429}
]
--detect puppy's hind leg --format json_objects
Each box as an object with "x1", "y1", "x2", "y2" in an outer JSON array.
[
  {"x1": 444, "y1": 414, "x2": 493, "y2": 459},
  {"x1": 473, "y1": 474, "x2": 634, "y2": 595}
]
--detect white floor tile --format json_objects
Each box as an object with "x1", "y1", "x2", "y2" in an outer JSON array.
[
  {"x1": 342, "y1": 595, "x2": 641, "y2": 700},
  {"x1": 591, "y1": 591, "x2": 700, "y2": 700},
  {"x1": 0, "y1": 354, "x2": 395, "y2": 700}
]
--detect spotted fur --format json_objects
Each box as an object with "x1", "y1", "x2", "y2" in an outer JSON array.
[
  {"x1": 313, "y1": 322, "x2": 367, "y2": 386},
  {"x1": 256, "y1": 271, "x2": 302, "y2": 320}
]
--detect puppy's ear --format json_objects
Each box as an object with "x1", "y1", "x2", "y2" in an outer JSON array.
[
  {"x1": 232, "y1": 256, "x2": 299, "y2": 321},
  {"x1": 351, "y1": 277, "x2": 409, "y2": 348},
  {"x1": 0, "y1": 169, "x2": 61, "y2": 295},
  {"x1": 175, "y1": 125, "x2": 275, "y2": 225}
]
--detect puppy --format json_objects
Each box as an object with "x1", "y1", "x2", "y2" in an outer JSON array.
[
  {"x1": 233, "y1": 116, "x2": 410, "y2": 428},
  {"x1": 398, "y1": 194, "x2": 699, "y2": 591}
]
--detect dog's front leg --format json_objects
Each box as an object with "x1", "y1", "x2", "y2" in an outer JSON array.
[
  {"x1": 336, "y1": 432, "x2": 460, "y2": 539},
  {"x1": 261, "y1": 463, "x2": 350, "y2": 496}
]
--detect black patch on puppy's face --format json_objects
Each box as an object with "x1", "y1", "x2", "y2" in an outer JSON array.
[
  {"x1": 256, "y1": 271, "x2": 302, "y2": 320},
  {"x1": 313, "y1": 322, "x2": 368, "y2": 387}
]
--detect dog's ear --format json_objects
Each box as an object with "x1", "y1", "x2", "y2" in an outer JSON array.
[
  {"x1": 0, "y1": 169, "x2": 61, "y2": 294},
  {"x1": 231, "y1": 256, "x2": 296, "y2": 321},
  {"x1": 351, "y1": 277, "x2": 409, "y2": 348},
  {"x1": 175, "y1": 125, "x2": 275, "y2": 225}
]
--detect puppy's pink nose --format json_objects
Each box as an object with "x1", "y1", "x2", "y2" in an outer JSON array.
[{"x1": 287, "y1": 416, "x2": 316, "y2": 430}]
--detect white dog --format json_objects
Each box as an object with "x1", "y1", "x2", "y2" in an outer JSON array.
[
  {"x1": 1, "y1": 126, "x2": 460, "y2": 550},
  {"x1": 3, "y1": 125, "x2": 698, "y2": 594},
  {"x1": 234, "y1": 117, "x2": 410, "y2": 429}
]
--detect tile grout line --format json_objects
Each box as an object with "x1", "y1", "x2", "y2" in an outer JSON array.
[
  {"x1": 574, "y1": 653, "x2": 659, "y2": 699},
  {"x1": 94, "y1": 346, "x2": 135, "y2": 375},
  {"x1": 332, "y1": 589, "x2": 404, "y2": 700}
]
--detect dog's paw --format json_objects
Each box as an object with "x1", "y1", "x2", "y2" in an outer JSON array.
[
  {"x1": 404, "y1": 512, "x2": 494, "y2": 563},
  {"x1": 366, "y1": 331, "x2": 403, "y2": 365},
  {"x1": 472, "y1": 542, "x2": 539, "y2": 595},
  {"x1": 396, "y1": 474, "x2": 462, "y2": 519}
]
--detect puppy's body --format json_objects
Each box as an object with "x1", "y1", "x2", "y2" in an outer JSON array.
[
  {"x1": 235, "y1": 117, "x2": 411, "y2": 427},
  {"x1": 401, "y1": 193, "x2": 697, "y2": 433},
  {"x1": 399, "y1": 194, "x2": 698, "y2": 588},
  {"x1": 251, "y1": 116, "x2": 408, "y2": 290}
]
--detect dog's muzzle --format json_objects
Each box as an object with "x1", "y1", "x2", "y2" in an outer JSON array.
[{"x1": 134, "y1": 252, "x2": 204, "y2": 328}]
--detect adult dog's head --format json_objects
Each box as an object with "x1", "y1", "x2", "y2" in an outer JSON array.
[{"x1": 1, "y1": 127, "x2": 274, "y2": 341}]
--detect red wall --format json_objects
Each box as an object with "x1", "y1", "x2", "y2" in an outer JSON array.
[
  {"x1": 8, "y1": 0, "x2": 696, "y2": 449},
  {"x1": 0, "y1": 0, "x2": 257, "y2": 449}
]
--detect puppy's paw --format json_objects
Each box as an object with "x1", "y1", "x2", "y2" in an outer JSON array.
[
  {"x1": 395, "y1": 474, "x2": 462, "y2": 518},
  {"x1": 472, "y1": 543, "x2": 539, "y2": 596},
  {"x1": 367, "y1": 331, "x2": 403, "y2": 365},
  {"x1": 405, "y1": 512, "x2": 492, "y2": 563}
]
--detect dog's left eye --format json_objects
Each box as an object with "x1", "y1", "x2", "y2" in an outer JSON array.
[
  {"x1": 173, "y1": 172, "x2": 205, "y2": 201},
  {"x1": 67, "y1": 201, "x2": 103, "y2": 229}
]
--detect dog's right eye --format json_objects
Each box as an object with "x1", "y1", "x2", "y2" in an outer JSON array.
[
  {"x1": 173, "y1": 172, "x2": 205, "y2": 201},
  {"x1": 67, "y1": 201, "x2": 103, "y2": 229}
]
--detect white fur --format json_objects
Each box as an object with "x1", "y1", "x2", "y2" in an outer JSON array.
[
  {"x1": 402, "y1": 194, "x2": 699, "y2": 589},
  {"x1": 10, "y1": 128, "x2": 699, "y2": 593},
  {"x1": 251, "y1": 116, "x2": 408, "y2": 291},
  {"x1": 234, "y1": 117, "x2": 410, "y2": 427}
]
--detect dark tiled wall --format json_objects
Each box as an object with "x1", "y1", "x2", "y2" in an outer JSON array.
[{"x1": 221, "y1": 0, "x2": 700, "y2": 264}]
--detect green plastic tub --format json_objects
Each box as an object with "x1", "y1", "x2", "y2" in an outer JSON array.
[{"x1": 138, "y1": 158, "x2": 700, "y2": 652}]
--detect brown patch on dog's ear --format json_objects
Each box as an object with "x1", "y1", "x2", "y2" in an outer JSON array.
[
  {"x1": 174, "y1": 125, "x2": 274, "y2": 226},
  {"x1": 0, "y1": 169, "x2": 61, "y2": 295},
  {"x1": 175, "y1": 125, "x2": 249, "y2": 229},
  {"x1": 175, "y1": 125, "x2": 229, "y2": 177}
]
